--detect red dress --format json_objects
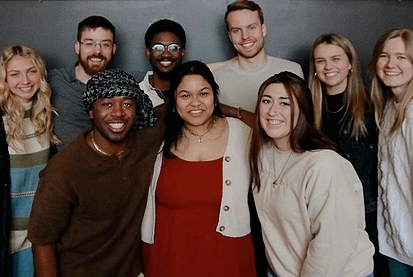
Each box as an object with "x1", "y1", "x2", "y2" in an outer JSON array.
[{"x1": 142, "y1": 156, "x2": 256, "y2": 277}]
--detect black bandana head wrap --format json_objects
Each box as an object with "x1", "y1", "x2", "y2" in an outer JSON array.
[{"x1": 83, "y1": 69, "x2": 156, "y2": 129}]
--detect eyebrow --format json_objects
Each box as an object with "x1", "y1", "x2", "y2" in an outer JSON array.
[
  {"x1": 262, "y1": 94, "x2": 289, "y2": 100},
  {"x1": 152, "y1": 41, "x2": 180, "y2": 45},
  {"x1": 7, "y1": 66, "x2": 36, "y2": 73},
  {"x1": 82, "y1": 39, "x2": 113, "y2": 42},
  {"x1": 314, "y1": 54, "x2": 342, "y2": 59},
  {"x1": 230, "y1": 23, "x2": 258, "y2": 30},
  {"x1": 381, "y1": 50, "x2": 407, "y2": 55}
]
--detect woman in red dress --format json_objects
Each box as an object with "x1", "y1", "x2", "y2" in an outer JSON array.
[{"x1": 141, "y1": 61, "x2": 256, "y2": 277}]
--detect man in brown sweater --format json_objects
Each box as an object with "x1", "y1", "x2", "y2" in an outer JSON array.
[{"x1": 28, "y1": 69, "x2": 165, "y2": 277}]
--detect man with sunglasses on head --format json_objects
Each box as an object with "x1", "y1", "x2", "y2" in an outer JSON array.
[
  {"x1": 139, "y1": 19, "x2": 186, "y2": 106},
  {"x1": 49, "y1": 15, "x2": 117, "y2": 150}
]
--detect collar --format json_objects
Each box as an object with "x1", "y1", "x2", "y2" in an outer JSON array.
[
  {"x1": 144, "y1": 71, "x2": 168, "y2": 101},
  {"x1": 79, "y1": 126, "x2": 134, "y2": 167},
  {"x1": 69, "y1": 63, "x2": 84, "y2": 84}
]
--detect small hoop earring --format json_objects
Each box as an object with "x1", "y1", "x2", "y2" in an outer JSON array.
[{"x1": 314, "y1": 72, "x2": 318, "y2": 77}]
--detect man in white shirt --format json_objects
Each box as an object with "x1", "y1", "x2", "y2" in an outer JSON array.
[
  {"x1": 212, "y1": 0, "x2": 303, "y2": 118},
  {"x1": 139, "y1": 19, "x2": 186, "y2": 107}
]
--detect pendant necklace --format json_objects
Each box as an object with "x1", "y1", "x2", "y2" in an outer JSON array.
[
  {"x1": 327, "y1": 105, "x2": 344, "y2": 114},
  {"x1": 185, "y1": 117, "x2": 217, "y2": 143},
  {"x1": 273, "y1": 150, "x2": 292, "y2": 187},
  {"x1": 90, "y1": 130, "x2": 124, "y2": 157}
]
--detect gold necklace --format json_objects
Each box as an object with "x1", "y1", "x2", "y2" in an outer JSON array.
[
  {"x1": 184, "y1": 117, "x2": 217, "y2": 143},
  {"x1": 273, "y1": 150, "x2": 292, "y2": 187},
  {"x1": 90, "y1": 131, "x2": 111, "y2": 156},
  {"x1": 90, "y1": 130, "x2": 125, "y2": 157}
]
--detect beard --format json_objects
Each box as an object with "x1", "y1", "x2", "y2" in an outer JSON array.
[
  {"x1": 79, "y1": 53, "x2": 112, "y2": 76},
  {"x1": 150, "y1": 57, "x2": 182, "y2": 81}
]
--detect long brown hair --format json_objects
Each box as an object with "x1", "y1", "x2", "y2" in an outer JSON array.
[{"x1": 250, "y1": 72, "x2": 335, "y2": 191}]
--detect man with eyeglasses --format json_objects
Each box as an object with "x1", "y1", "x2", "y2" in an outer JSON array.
[
  {"x1": 139, "y1": 19, "x2": 186, "y2": 107},
  {"x1": 49, "y1": 15, "x2": 117, "y2": 150}
]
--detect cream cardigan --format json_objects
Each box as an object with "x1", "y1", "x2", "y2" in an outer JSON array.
[{"x1": 141, "y1": 118, "x2": 252, "y2": 243}]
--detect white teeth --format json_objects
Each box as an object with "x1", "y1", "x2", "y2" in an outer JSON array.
[
  {"x1": 110, "y1": 123, "x2": 124, "y2": 129},
  {"x1": 241, "y1": 42, "x2": 254, "y2": 48},
  {"x1": 385, "y1": 71, "x2": 401, "y2": 76},
  {"x1": 190, "y1": 110, "x2": 202, "y2": 114},
  {"x1": 325, "y1": 72, "x2": 338, "y2": 77},
  {"x1": 90, "y1": 58, "x2": 102, "y2": 62},
  {"x1": 269, "y1": 119, "x2": 282, "y2": 125},
  {"x1": 160, "y1": 61, "x2": 172, "y2": 66},
  {"x1": 19, "y1": 87, "x2": 31, "y2": 91}
]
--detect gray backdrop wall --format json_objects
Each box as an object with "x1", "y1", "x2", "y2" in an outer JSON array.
[{"x1": 1, "y1": 0, "x2": 412, "y2": 80}]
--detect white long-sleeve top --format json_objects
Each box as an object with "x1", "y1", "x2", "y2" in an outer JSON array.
[
  {"x1": 141, "y1": 118, "x2": 251, "y2": 242},
  {"x1": 254, "y1": 145, "x2": 374, "y2": 277},
  {"x1": 377, "y1": 100, "x2": 413, "y2": 267}
]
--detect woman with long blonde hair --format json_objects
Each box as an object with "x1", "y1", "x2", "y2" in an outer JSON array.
[
  {"x1": 308, "y1": 33, "x2": 382, "y2": 275},
  {"x1": 0, "y1": 45, "x2": 59, "y2": 276},
  {"x1": 368, "y1": 28, "x2": 413, "y2": 276}
]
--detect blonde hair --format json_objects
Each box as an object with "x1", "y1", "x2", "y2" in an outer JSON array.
[
  {"x1": 0, "y1": 45, "x2": 60, "y2": 150},
  {"x1": 308, "y1": 33, "x2": 368, "y2": 139},
  {"x1": 368, "y1": 28, "x2": 413, "y2": 134}
]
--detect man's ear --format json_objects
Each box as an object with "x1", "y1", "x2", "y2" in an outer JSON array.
[
  {"x1": 75, "y1": 41, "x2": 80, "y2": 55},
  {"x1": 89, "y1": 110, "x2": 94, "y2": 119},
  {"x1": 145, "y1": 48, "x2": 151, "y2": 59},
  {"x1": 262, "y1": 23, "x2": 267, "y2": 38}
]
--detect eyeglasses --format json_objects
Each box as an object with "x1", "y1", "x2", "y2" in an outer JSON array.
[
  {"x1": 79, "y1": 40, "x2": 113, "y2": 49},
  {"x1": 151, "y1": 43, "x2": 181, "y2": 53}
]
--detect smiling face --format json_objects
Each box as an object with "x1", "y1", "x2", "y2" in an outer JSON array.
[
  {"x1": 175, "y1": 74, "x2": 215, "y2": 129},
  {"x1": 6, "y1": 55, "x2": 41, "y2": 103},
  {"x1": 376, "y1": 37, "x2": 413, "y2": 99},
  {"x1": 227, "y1": 9, "x2": 266, "y2": 59},
  {"x1": 259, "y1": 83, "x2": 299, "y2": 150},
  {"x1": 313, "y1": 43, "x2": 352, "y2": 95},
  {"x1": 75, "y1": 27, "x2": 117, "y2": 77},
  {"x1": 89, "y1": 96, "x2": 136, "y2": 146},
  {"x1": 146, "y1": 32, "x2": 185, "y2": 80}
]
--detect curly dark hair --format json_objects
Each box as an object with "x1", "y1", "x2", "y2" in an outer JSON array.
[{"x1": 144, "y1": 19, "x2": 186, "y2": 48}]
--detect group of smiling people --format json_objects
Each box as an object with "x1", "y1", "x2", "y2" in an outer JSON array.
[
  {"x1": 0, "y1": 9, "x2": 412, "y2": 277},
  {"x1": 142, "y1": 27, "x2": 413, "y2": 277},
  {"x1": 139, "y1": 28, "x2": 413, "y2": 277}
]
